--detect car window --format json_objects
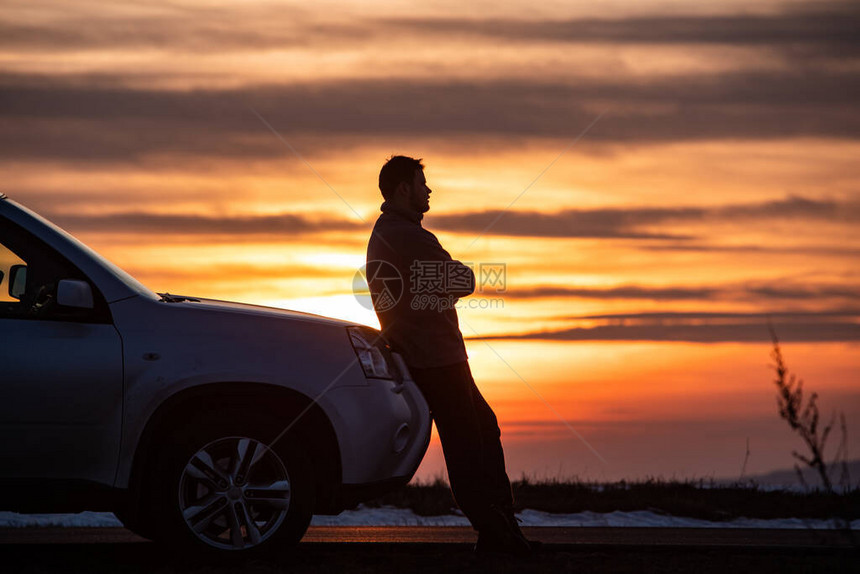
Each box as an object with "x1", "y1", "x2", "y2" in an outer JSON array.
[
  {"x1": 0, "y1": 221, "x2": 110, "y2": 322},
  {"x1": 0, "y1": 242, "x2": 26, "y2": 305}
]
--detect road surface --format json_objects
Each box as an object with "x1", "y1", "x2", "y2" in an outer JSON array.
[
  {"x1": 1, "y1": 527, "x2": 856, "y2": 573},
  {"x1": 0, "y1": 525, "x2": 855, "y2": 546}
]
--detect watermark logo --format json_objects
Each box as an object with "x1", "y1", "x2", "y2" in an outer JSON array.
[
  {"x1": 353, "y1": 260, "x2": 403, "y2": 311},
  {"x1": 353, "y1": 260, "x2": 505, "y2": 312},
  {"x1": 409, "y1": 260, "x2": 477, "y2": 294},
  {"x1": 478, "y1": 263, "x2": 506, "y2": 293},
  {"x1": 409, "y1": 293, "x2": 504, "y2": 311}
]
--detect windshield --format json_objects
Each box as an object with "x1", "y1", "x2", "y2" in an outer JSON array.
[{"x1": 3, "y1": 199, "x2": 159, "y2": 301}]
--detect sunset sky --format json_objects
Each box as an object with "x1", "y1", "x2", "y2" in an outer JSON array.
[{"x1": 2, "y1": 0, "x2": 857, "y2": 482}]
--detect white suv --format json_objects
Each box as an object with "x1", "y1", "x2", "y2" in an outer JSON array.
[{"x1": 0, "y1": 196, "x2": 431, "y2": 553}]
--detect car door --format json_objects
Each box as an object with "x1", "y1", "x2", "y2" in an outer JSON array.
[{"x1": 0, "y1": 220, "x2": 123, "y2": 486}]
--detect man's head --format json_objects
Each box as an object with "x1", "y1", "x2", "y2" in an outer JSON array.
[{"x1": 378, "y1": 155, "x2": 431, "y2": 213}]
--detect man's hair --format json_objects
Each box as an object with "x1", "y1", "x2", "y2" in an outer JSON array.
[{"x1": 378, "y1": 155, "x2": 424, "y2": 200}]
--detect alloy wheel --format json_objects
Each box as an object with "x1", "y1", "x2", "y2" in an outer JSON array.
[{"x1": 178, "y1": 436, "x2": 291, "y2": 550}]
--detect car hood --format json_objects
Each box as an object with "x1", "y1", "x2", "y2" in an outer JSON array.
[{"x1": 158, "y1": 295, "x2": 362, "y2": 329}]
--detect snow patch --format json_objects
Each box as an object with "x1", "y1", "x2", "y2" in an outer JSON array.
[
  {"x1": 0, "y1": 511, "x2": 123, "y2": 528},
  {"x1": 311, "y1": 506, "x2": 470, "y2": 526}
]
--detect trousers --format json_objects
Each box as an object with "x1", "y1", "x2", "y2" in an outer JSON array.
[{"x1": 408, "y1": 361, "x2": 514, "y2": 530}]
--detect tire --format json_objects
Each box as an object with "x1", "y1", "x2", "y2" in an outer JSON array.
[{"x1": 147, "y1": 409, "x2": 314, "y2": 555}]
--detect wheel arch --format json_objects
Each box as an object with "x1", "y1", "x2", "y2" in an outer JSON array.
[{"x1": 122, "y1": 382, "x2": 344, "y2": 530}]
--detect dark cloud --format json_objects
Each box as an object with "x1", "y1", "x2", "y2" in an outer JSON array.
[
  {"x1": 469, "y1": 306, "x2": 860, "y2": 343},
  {"x1": 0, "y1": 3, "x2": 362, "y2": 53},
  {"x1": 431, "y1": 209, "x2": 693, "y2": 240},
  {"x1": 746, "y1": 285, "x2": 860, "y2": 300},
  {"x1": 573, "y1": 310, "x2": 859, "y2": 321},
  {"x1": 0, "y1": 21, "x2": 298, "y2": 52},
  {"x1": 47, "y1": 211, "x2": 362, "y2": 235},
  {"x1": 468, "y1": 321, "x2": 860, "y2": 343},
  {"x1": 1, "y1": 65, "x2": 858, "y2": 163},
  {"x1": 506, "y1": 285, "x2": 720, "y2": 300},
  {"x1": 2, "y1": 1, "x2": 856, "y2": 55},
  {"x1": 718, "y1": 196, "x2": 848, "y2": 220},
  {"x1": 36, "y1": 195, "x2": 855, "y2": 241},
  {"x1": 508, "y1": 283, "x2": 858, "y2": 303},
  {"x1": 386, "y1": 3, "x2": 860, "y2": 53},
  {"x1": 428, "y1": 196, "x2": 857, "y2": 239},
  {"x1": 641, "y1": 244, "x2": 860, "y2": 256}
]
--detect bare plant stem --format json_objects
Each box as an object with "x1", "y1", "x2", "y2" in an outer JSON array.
[
  {"x1": 769, "y1": 329, "x2": 856, "y2": 545},
  {"x1": 770, "y1": 330, "x2": 837, "y2": 492}
]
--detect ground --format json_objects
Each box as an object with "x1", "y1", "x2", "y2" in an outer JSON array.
[{"x1": 1, "y1": 527, "x2": 856, "y2": 574}]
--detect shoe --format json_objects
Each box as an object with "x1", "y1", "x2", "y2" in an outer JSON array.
[{"x1": 473, "y1": 505, "x2": 540, "y2": 557}]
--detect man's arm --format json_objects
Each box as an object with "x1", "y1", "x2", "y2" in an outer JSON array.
[
  {"x1": 410, "y1": 228, "x2": 475, "y2": 298},
  {"x1": 446, "y1": 259, "x2": 476, "y2": 298}
]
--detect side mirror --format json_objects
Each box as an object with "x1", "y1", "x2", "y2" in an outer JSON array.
[
  {"x1": 56, "y1": 279, "x2": 94, "y2": 309},
  {"x1": 9, "y1": 264, "x2": 27, "y2": 299}
]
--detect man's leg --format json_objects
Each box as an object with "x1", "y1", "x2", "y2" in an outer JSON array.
[
  {"x1": 461, "y1": 363, "x2": 516, "y2": 510},
  {"x1": 408, "y1": 361, "x2": 513, "y2": 526}
]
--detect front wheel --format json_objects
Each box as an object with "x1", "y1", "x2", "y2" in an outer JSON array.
[{"x1": 151, "y1": 413, "x2": 314, "y2": 554}]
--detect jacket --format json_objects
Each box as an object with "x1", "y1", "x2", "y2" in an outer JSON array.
[{"x1": 366, "y1": 201, "x2": 475, "y2": 368}]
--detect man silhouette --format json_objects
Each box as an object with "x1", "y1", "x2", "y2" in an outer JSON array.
[{"x1": 366, "y1": 156, "x2": 535, "y2": 555}]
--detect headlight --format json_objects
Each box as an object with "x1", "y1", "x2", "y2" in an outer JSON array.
[{"x1": 347, "y1": 326, "x2": 397, "y2": 380}]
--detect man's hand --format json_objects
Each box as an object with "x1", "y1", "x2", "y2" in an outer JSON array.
[{"x1": 446, "y1": 260, "x2": 475, "y2": 299}]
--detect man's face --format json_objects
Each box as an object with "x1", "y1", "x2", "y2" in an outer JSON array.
[{"x1": 408, "y1": 169, "x2": 432, "y2": 213}]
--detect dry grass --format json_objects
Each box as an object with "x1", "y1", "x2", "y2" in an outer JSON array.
[{"x1": 364, "y1": 476, "x2": 860, "y2": 521}]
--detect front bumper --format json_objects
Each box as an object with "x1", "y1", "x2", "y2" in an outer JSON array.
[{"x1": 321, "y1": 365, "x2": 431, "y2": 494}]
